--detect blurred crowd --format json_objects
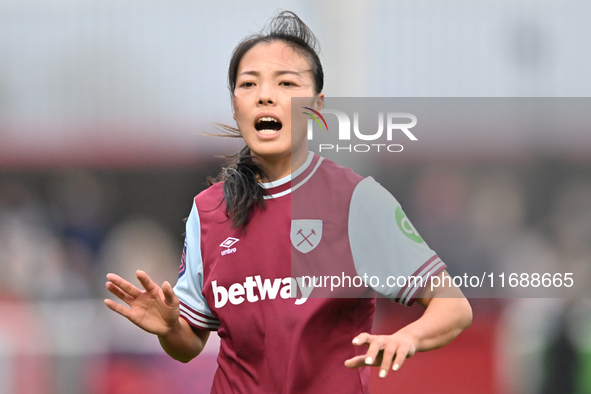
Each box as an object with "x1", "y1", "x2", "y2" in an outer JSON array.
[
  {"x1": 0, "y1": 163, "x2": 590, "y2": 393},
  {"x1": 0, "y1": 169, "x2": 208, "y2": 394},
  {"x1": 0, "y1": 170, "x2": 181, "y2": 301},
  {"x1": 381, "y1": 163, "x2": 591, "y2": 394}
]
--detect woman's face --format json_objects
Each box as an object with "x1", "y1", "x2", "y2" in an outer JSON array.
[{"x1": 232, "y1": 40, "x2": 323, "y2": 167}]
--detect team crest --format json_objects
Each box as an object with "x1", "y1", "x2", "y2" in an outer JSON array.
[{"x1": 291, "y1": 220, "x2": 323, "y2": 254}]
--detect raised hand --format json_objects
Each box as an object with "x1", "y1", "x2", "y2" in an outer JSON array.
[
  {"x1": 344, "y1": 331, "x2": 418, "y2": 378},
  {"x1": 104, "y1": 270, "x2": 180, "y2": 336}
]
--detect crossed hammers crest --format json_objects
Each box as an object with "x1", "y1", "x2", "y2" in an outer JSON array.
[{"x1": 296, "y1": 228, "x2": 316, "y2": 247}]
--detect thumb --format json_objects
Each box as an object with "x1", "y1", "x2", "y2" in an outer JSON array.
[{"x1": 162, "y1": 281, "x2": 178, "y2": 306}]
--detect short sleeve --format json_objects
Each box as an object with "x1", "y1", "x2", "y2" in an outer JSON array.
[
  {"x1": 348, "y1": 177, "x2": 446, "y2": 306},
  {"x1": 174, "y1": 200, "x2": 220, "y2": 330}
]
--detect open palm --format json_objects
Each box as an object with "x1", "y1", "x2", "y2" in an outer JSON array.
[{"x1": 104, "y1": 270, "x2": 180, "y2": 336}]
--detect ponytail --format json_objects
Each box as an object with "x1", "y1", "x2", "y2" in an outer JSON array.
[{"x1": 209, "y1": 144, "x2": 267, "y2": 229}]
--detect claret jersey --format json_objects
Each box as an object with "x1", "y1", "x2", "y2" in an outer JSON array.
[{"x1": 174, "y1": 152, "x2": 446, "y2": 393}]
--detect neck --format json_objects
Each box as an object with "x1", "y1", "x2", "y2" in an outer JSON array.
[{"x1": 257, "y1": 149, "x2": 308, "y2": 182}]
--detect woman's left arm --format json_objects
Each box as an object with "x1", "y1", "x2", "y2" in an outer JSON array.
[{"x1": 344, "y1": 270, "x2": 472, "y2": 378}]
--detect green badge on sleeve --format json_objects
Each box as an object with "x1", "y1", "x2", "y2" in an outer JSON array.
[{"x1": 395, "y1": 206, "x2": 424, "y2": 243}]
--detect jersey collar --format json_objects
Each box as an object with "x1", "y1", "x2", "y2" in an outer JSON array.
[{"x1": 259, "y1": 151, "x2": 324, "y2": 199}]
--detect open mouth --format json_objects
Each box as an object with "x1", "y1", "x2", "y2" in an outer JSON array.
[{"x1": 255, "y1": 117, "x2": 282, "y2": 135}]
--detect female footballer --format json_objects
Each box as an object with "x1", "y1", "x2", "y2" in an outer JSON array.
[{"x1": 105, "y1": 11, "x2": 472, "y2": 393}]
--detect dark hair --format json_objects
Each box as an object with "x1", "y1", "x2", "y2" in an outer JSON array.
[{"x1": 212, "y1": 10, "x2": 323, "y2": 229}]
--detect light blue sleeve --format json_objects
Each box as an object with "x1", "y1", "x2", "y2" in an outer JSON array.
[
  {"x1": 173, "y1": 200, "x2": 220, "y2": 330},
  {"x1": 348, "y1": 177, "x2": 446, "y2": 306}
]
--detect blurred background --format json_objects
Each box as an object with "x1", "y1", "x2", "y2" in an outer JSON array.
[{"x1": 1, "y1": 0, "x2": 590, "y2": 393}]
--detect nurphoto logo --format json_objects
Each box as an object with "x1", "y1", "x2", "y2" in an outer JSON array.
[{"x1": 303, "y1": 107, "x2": 418, "y2": 154}]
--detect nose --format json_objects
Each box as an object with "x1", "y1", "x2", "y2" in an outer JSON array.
[{"x1": 257, "y1": 82, "x2": 275, "y2": 105}]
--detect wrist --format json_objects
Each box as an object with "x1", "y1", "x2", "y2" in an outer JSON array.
[
  {"x1": 160, "y1": 316, "x2": 184, "y2": 339},
  {"x1": 393, "y1": 327, "x2": 421, "y2": 351}
]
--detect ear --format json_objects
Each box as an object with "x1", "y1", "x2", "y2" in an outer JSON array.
[{"x1": 316, "y1": 93, "x2": 325, "y2": 111}]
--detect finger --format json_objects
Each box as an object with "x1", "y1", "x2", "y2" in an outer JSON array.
[
  {"x1": 391, "y1": 345, "x2": 410, "y2": 371},
  {"x1": 106, "y1": 273, "x2": 141, "y2": 298},
  {"x1": 162, "y1": 281, "x2": 178, "y2": 306},
  {"x1": 344, "y1": 355, "x2": 369, "y2": 369},
  {"x1": 136, "y1": 270, "x2": 158, "y2": 293},
  {"x1": 352, "y1": 332, "x2": 371, "y2": 346},
  {"x1": 104, "y1": 298, "x2": 133, "y2": 320},
  {"x1": 363, "y1": 338, "x2": 384, "y2": 366},
  {"x1": 379, "y1": 343, "x2": 398, "y2": 378},
  {"x1": 105, "y1": 282, "x2": 135, "y2": 305}
]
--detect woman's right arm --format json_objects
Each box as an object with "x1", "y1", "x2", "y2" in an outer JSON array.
[
  {"x1": 105, "y1": 269, "x2": 209, "y2": 363},
  {"x1": 158, "y1": 316, "x2": 210, "y2": 363}
]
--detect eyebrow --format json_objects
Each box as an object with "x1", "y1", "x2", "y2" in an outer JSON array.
[{"x1": 238, "y1": 70, "x2": 305, "y2": 78}]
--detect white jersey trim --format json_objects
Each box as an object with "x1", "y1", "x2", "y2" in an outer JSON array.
[
  {"x1": 291, "y1": 157, "x2": 324, "y2": 193},
  {"x1": 180, "y1": 304, "x2": 220, "y2": 330},
  {"x1": 259, "y1": 151, "x2": 314, "y2": 189},
  {"x1": 399, "y1": 257, "x2": 446, "y2": 306},
  {"x1": 264, "y1": 189, "x2": 290, "y2": 199},
  {"x1": 173, "y1": 200, "x2": 218, "y2": 329},
  {"x1": 264, "y1": 156, "x2": 324, "y2": 199},
  {"x1": 262, "y1": 151, "x2": 322, "y2": 199}
]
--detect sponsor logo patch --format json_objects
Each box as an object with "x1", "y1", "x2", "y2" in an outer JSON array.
[{"x1": 395, "y1": 206, "x2": 424, "y2": 243}]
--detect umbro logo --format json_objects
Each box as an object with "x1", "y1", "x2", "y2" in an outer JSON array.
[{"x1": 220, "y1": 237, "x2": 239, "y2": 256}]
